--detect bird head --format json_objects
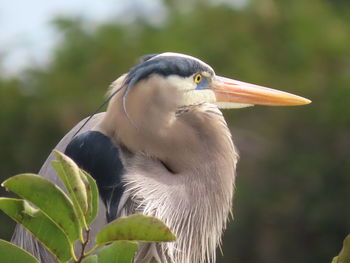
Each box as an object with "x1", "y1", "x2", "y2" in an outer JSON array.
[
  {"x1": 98, "y1": 52, "x2": 311, "y2": 170},
  {"x1": 120, "y1": 52, "x2": 311, "y2": 111}
]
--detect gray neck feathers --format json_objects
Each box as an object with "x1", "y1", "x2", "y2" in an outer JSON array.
[{"x1": 117, "y1": 104, "x2": 237, "y2": 263}]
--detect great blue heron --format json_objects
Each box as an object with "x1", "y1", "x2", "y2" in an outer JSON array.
[{"x1": 11, "y1": 52, "x2": 310, "y2": 263}]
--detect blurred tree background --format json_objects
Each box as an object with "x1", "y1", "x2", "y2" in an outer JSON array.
[{"x1": 1, "y1": 0, "x2": 349, "y2": 262}]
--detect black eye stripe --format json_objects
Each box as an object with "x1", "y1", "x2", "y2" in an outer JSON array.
[{"x1": 126, "y1": 56, "x2": 214, "y2": 86}]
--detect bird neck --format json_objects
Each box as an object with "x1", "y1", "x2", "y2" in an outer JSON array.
[{"x1": 118, "y1": 103, "x2": 238, "y2": 263}]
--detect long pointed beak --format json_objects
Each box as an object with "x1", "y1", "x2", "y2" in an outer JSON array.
[{"x1": 212, "y1": 76, "x2": 311, "y2": 107}]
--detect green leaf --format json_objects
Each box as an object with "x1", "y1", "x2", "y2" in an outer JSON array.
[
  {"x1": 2, "y1": 173, "x2": 80, "y2": 243},
  {"x1": 0, "y1": 198, "x2": 72, "y2": 262},
  {"x1": 96, "y1": 214, "x2": 176, "y2": 246},
  {"x1": 333, "y1": 235, "x2": 350, "y2": 263},
  {"x1": 82, "y1": 254, "x2": 98, "y2": 263},
  {"x1": 0, "y1": 239, "x2": 40, "y2": 263},
  {"x1": 98, "y1": 241, "x2": 138, "y2": 263},
  {"x1": 81, "y1": 170, "x2": 99, "y2": 225},
  {"x1": 53, "y1": 150, "x2": 88, "y2": 229}
]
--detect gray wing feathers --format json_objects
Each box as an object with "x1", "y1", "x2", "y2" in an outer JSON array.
[{"x1": 11, "y1": 113, "x2": 108, "y2": 263}]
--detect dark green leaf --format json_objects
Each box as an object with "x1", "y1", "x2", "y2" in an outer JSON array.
[
  {"x1": 333, "y1": 235, "x2": 350, "y2": 263},
  {"x1": 81, "y1": 170, "x2": 99, "y2": 225},
  {"x1": 52, "y1": 150, "x2": 88, "y2": 230},
  {"x1": 96, "y1": 214, "x2": 176, "y2": 246},
  {"x1": 0, "y1": 239, "x2": 40, "y2": 263},
  {"x1": 0, "y1": 198, "x2": 72, "y2": 262},
  {"x1": 98, "y1": 241, "x2": 138, "y2": 263},
  {"x1": 2, "y1": 173, "x2": 80, "y2": 242},
  {"x1": 82, "y1": 254, "x2": 98, "y2": 263}
]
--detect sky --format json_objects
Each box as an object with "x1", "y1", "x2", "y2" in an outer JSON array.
[
  {"x1": 0, "y1": 0, "x2": 245, "y2": 75},
  {"x1": 0, "y1": 0, "x2": 168, "y2": 75}
]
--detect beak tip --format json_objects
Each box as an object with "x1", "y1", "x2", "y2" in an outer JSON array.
[{"x1": 297, "y1": 97, "x2": 312, "y2": 106}]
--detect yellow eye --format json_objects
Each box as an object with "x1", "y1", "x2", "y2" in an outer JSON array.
[{"x1": 194, "y1": 74, "x2": 202, "y2": 84}]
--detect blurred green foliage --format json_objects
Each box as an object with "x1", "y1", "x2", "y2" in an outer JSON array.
[{"x1": 0, "y1": 0, "x2": 349, "y2": 262}]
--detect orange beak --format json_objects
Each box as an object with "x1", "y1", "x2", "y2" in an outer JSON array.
[{"x1": 212, "y1": 76, "x2": 311, "y2": 107}]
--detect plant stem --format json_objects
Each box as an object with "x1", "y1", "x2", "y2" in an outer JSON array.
[
  {"x1": 84, "y1": 244, "x2": 98, "y2": 258},
  {"x1": 76, "y1": 229, "x2": 90, "y2": 263}
]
